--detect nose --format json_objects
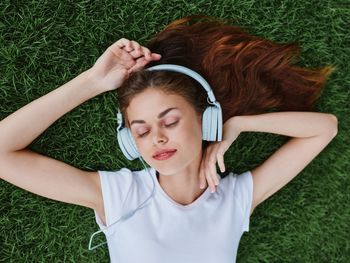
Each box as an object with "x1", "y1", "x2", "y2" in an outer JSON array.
[{"x1": 152, "y1": 128, "x2": 168, "y2": 145}]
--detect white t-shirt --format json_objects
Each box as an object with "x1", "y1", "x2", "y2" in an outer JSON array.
[{"x1": 93, "y1": 167, "x2": 253, "y2": 263}]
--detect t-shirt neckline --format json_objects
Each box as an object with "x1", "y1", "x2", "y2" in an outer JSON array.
[{"x1": 149, "y1": 167, "x2": 212, "y2": 210}]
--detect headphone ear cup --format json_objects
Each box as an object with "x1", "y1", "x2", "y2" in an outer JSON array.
[
  {"x1": 216, "y1": 104, "x2": 223, "y2": 141},
  {"x1": 210, "y1": 106, "x2": 218, "y2": 141},
  {"x1": 202, "y1": 105, "x2": 222, "y2": 141},
  {"x1": 125, "y1": 129, "x2": 141, "y2": 159},
  {"x1": 202, "y1": 106, "x2": 211, "y2": 141},
  {"x1": 117, "y1": 127, "x2": 140, "y2": 160}
]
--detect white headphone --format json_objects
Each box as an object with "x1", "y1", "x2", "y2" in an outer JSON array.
[{"x1": 116, "y1": 64, "x2": 223, "y2": 160}]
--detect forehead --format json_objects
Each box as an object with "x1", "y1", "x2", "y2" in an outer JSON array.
[{"x1": 126, "y1": 89, "x2": 190, "y2": 122}]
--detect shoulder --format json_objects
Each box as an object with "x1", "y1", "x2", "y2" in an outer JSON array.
[
  {"x1": 233, "y1": 170, "x2": 253, "y2": 186},
  {"x1": 99, "y1": 167, "x2": 150, "y2": 174},
  {"x1": 220, "y1": 170, "x2": 253, "y2": 205},
  {"x1": 219, "y1": 170, "x2": 252, "y2": 188},
  {"x1": 97, "y1": 167, "x2": 139, "y2": 180},
  {"x1": 97, "y1": 167, "x2": 152, "y2": 188},
  {"x1": 98, "y1": 167, "x2": 134, "y2": 175}
]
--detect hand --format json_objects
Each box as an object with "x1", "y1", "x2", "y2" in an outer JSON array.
[
  {"x1": 88, "y1": 38, "x2": 162, "y2": 92},
  {"x1": 199, "y1": 117, "x2": 242, "y2": 193}
]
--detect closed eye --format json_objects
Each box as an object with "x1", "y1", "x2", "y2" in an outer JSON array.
[
  {"x1": 165, "y1": 121, "x2": 178, "y2": 128},
  {"x1": 137, "y1": 121, "x2": 179, "y2": 138}
]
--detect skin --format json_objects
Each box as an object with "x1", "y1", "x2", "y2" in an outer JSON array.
[{"x1": 126, "y1": 88, "x2": 212, "y2": 205}]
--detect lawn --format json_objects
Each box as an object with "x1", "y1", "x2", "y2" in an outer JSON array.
[{"x1": 0, "y1": 0, "x2": 349, "y2": 262}]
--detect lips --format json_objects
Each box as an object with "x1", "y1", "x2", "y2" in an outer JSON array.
[
  {"x1": 153, "y1": 150, "x2": 177, "y2": 160},
  {"x1": 152, "y1": 149, "x2": 177, "y2": 158}
]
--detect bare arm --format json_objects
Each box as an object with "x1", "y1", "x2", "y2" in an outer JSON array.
[
  {"x1": 0, "y1": 70, "x2": 105, "y2": 210},
  {"x1": 231, "y1": 111, "x2": 338, "y2": 215},
  {"x1": 234, "y1": 111, "x2": 337, "y2": 138},
  {"x1": 0, "y1": 70, "x2": 101, "y2": 153}
]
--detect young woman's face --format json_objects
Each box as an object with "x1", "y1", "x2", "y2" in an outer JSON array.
[{"x1": 126, "y1": 88, "x2": 203, "y2": 175}]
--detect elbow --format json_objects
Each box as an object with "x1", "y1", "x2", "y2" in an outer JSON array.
[{"x1": 328, "y1": 114, "x2": 338, "y2": 137}]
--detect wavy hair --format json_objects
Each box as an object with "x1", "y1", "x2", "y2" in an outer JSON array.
[{"x1": 117, "y1": 14, "x2": 334, "y2": 141}]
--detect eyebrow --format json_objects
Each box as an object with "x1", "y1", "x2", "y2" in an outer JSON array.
[{"x1": 130, "y1": 107, "x2": 180, "y2": 127}]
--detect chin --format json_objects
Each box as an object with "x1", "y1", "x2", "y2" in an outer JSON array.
[
  {"x1": 140, "y1": 157, "x2": 172, "y2": 176},
  {"x1": 152, "y1": 165, "x2": 178, "y2": 176},
  {"x1": 155, "y1": 158, "x2": 194, "y2": 176},
  {"x1": 151, "y1": 160, "x2": 182, "y2": 176}
]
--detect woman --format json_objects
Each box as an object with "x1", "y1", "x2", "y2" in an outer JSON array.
[{"x1": 0, "y1": 15, "x2": 338, "y2": 262}]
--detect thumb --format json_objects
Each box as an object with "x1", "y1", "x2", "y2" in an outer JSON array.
[{"x1": 151, "y1": 53, "x2": 162, "y2": 59}]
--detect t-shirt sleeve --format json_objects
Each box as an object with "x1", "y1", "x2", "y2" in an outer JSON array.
[
  {"x1": 93, "y1": 168, "x2": 135, "y2": 237},
  {"x1": 234, "y1": 170, "x2": 254, "y2": 232}
]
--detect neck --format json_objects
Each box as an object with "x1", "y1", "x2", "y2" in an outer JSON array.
[{"x1": 154, "y1": 150, "x2": 207, "y2": 205}]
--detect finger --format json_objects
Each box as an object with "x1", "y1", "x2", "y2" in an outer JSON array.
[
  {"x1": 129, "y1": 47, "x2": 143, "y2": 59},
  {"x1": 119, "y1": 40, "x2": 141, "y2": 58},
  {"x1": 114, "y1": 38, "x2": 133, "y2": 51},
  {"x1": 217, "y1": 152, "x2": 225, "y2": 173},
  {"x1": 130, "y1": 40, "x2": 142, "y2": 51},
  {"x1": 135, "y1": 52, "x2": 158, "y2": 66},
  {"x1": 140, "y1": 47, "x2": 152, "y2": 60},
  {"x1": 151, "y1": 53, "x2": 162, "y2": 60},
  {"x1": 209, "y1": 155, "x2": 219, "y2": 186},
  {"x1": 205, "y1": 168, "x2": 216, "y2": 193},
  {"x1": 145, "y1": 49, "x2": 162, "y2": 60},
  {"x1": 128, "y1": 57, "x2": 150, "y2": 73},
  {"x1": 199, "y1": 163, "x2": 206, "y2": 189},
  {"x1": 205, "y1": 148, "x2": 217, "y2": 193},
  {"x1": 129, "y1": 41, "x2": 160, "y2": 60},
  {"x1": 208, "y1": 145, "x2": 220, "y2": 185},
  {"x1": 151, "y1": 53, "x2": 162, "y2": 59},
  {"x1": 121, "y1": 44, "x2": 133, "y2": 52},
  {"x1": 129, "y1": 49, "x2": 161, "y2": 63},
  {"x1": 213, "y1": 169, "x2": 220, "y2": 186},
  {"x1": 124, "y1": 40, "x2": 134, "y2": 52},
  {"x1": 136, "y1": 46, "x2": 161, "y2": 61}
]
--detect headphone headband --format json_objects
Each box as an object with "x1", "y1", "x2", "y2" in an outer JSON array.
[
  {"x1": 116, "y1": 64, "x2": 219, "y2": 127},
  {"x1": 146, "y1": 64, "x2": 217, "y2": 103}
]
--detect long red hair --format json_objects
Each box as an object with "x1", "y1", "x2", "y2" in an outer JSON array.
[{"x1": 142, "y1": 14, "x2": 334, "y2": 122}]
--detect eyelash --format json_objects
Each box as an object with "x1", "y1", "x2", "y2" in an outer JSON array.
[{"x1": 137, "y1": 121, "x2": 179, "y2": 138}]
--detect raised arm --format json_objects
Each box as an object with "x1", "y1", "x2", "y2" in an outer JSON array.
[
  {"x1": 234, "y1": 111, "x2": 338, "y2": 215},
  {"x1": 0, "y1": 39, "x2": 161, "y2": 223},
  {"x1": 198, "y1": 111, "x2": 338, "y2": 215}
]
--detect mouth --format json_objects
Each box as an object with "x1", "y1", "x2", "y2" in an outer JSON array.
[{"x1": 152, "y1": 150, "x2": 177, "y2": 161}]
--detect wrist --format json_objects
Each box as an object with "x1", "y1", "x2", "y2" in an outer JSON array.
[
  {"x1": 222, "y1": 116, "x2": 244, "y2": 144},
  {"x1": 83, "y1": 68, "x2": 106, "y2": 95},
  {"x1": 229, "y1": 115, "x2": 245, "y2": 133}
]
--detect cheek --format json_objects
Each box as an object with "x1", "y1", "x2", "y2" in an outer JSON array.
[
  {"x1": 178, "y1": 121, "x2": 202, "y2": 145},
  {"x1": 135, "y1": 141, "x2": 153, "y2": 165},
  {"x1": 134, "y1": 139, "x2": 147, "y2": 153}
]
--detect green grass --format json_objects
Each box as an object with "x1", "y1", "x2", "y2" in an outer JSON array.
[{"x1": 0, "y1": 0, "x2": 349, "y2": 262}]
